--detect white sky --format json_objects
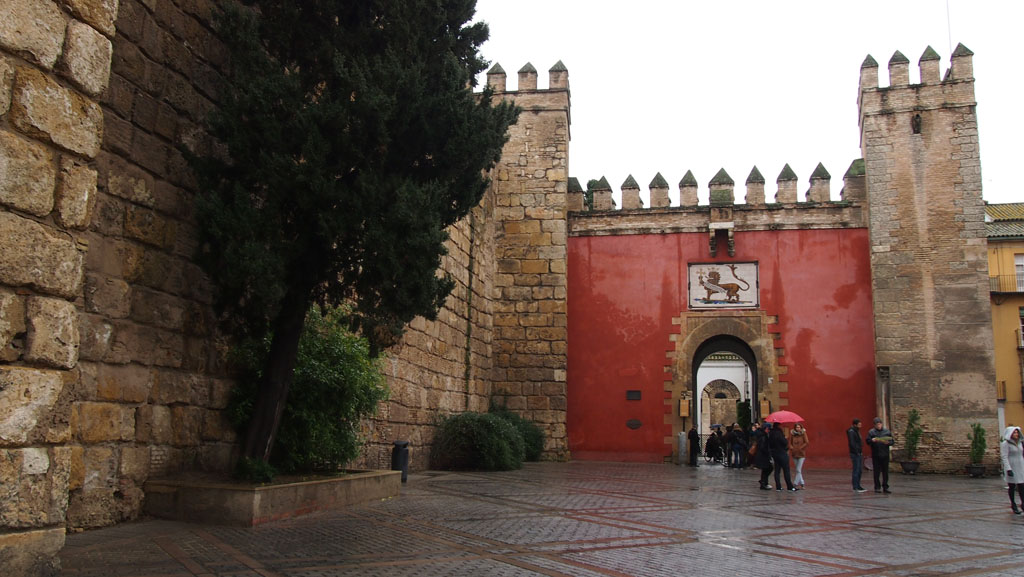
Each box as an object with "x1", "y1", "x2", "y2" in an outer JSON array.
[{"x1": 472, "y1": 0, "x2": 1021, "y2": 206}]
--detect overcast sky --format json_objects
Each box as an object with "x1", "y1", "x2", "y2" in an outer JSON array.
[{"x1": 472, "y1": 0, "x2": 1021, "y2": 206}]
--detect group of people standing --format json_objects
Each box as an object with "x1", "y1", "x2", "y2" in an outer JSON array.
[
  {"x1": 686, "y1": 420, "x2": 809, "y2": 492},
  {"x1": 751, "y1": 421, "x2": 808, "y2": 491},
  {"x1": 846, "y1": 417, "x2": 894, "y2": 493}
]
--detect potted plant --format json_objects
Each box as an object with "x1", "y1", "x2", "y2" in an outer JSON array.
[
  {"x1": 900, "y1": 409, "x2": 923, "y2": 474},
  {"x1": 966, "y1": 422, "x2": 987, "y2": 477}
]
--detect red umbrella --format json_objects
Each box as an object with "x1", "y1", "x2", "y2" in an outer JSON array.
[{"x1": 764, "y1": 410, "x2": 804, "y2": 424}]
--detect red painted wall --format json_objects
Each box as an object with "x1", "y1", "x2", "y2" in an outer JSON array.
[{"x1": 567, "y1": 228, "x2": 876, "y2": 468}]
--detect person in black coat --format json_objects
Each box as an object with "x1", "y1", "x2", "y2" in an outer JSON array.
[
  {"x1": 687, "y1": 425, "x2": 700, "y2": 467},
  {"x1": 754, "y1": 422, "x2": 774, "y2": 489},
  {"x1": 769, "y1": 422, "x2": 796, "y2": 491}
]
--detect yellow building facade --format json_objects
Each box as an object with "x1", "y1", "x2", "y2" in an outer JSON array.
[{"x1": 988, "y1": 203, "x2": 1024, "y2": 430}]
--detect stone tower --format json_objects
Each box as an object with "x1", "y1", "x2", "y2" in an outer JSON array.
[
  {"x1": 485, "y1": 62, "x2": 571, "y2": 457},
  {"x1": 859, "y1": 44, "x2": 997, "y2": 468}
]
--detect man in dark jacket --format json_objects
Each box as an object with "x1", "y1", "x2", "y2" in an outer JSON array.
[
  {"x1": 866, "y1": 417, "x2": 893, "y2": 493},
  {"x1": 847, "y1": 419, "x2": 867, "y2": 492},
  {"x1": 687, "y1": 425, "x2": 700, "y2": 467},
  {"x1": 755, "y1": 422, "x2": 774, "y2": 489}
]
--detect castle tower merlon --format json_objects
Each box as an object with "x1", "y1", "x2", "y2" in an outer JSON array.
[
  {"x1": 518, "y1": 62, "x2": 538, "y2": 90},
  {"x1": 591, "y1": 176, "x2": 613, "y2": 210},
  {"x1": 649, "y1": 172, "x2": 671, "y2": 208},
  {"x1": 950, "y1": 42, "x2": 974, "y2": 81},
  {"x1": 806, "y1": 162, "x2": 831, "y2": 203},
  {"x1": 860, "y1": 55, "x2": 879, "y2": 91},
  {"x1": 620, "y1": 174, "x2": 642, "y2": 210},
  {"x1": 567, "y1": 176, "x2": 584, "y2": 211},
  {"x1": 487, "y1": 63, "x2": 506, "y2": 92},
  {"x1": 775, "y1": 164, "x2": 798, "y2": 204},
  {"x1": 745, "y1": 166, "x2": 765, "y2": 207},
  {"x1": 549, "y1": 61, "x2": 568, "y2": 90},
  {"x1": 888, "y1": 50, "x2": 910, "y2": 87},
  {"x1": 708, "y1": 168, "x2": 735, "y2": 206},
  {"x1": 679, "y1": 170, "x2": 699, "y2": 207},
  {"x1": 840, "y1": 158, "x2": 865, "y2": 202},
  {"x1": 919, "y1": 46, "x2": 941, "y2": 85}
]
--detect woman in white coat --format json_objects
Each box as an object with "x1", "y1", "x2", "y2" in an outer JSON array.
[{"x1": 1000, "y1": 426, "x2": 1024, "y2": 514}]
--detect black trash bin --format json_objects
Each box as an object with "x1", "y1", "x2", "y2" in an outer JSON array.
[{"x1": 391, "y1": 440, "x2": 409, "y2": 483}]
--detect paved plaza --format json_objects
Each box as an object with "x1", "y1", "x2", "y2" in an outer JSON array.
[{"x1": 60, "y1": 461, "x2": 1024, "y2": 577}]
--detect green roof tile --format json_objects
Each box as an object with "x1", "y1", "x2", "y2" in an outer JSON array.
[
  {"x1": 568, "y1": 177, "x2": 583, "y2": 193},
  {"x1": 679, "y1": 170, "x2": 698, "y2": 187},
  {"x1": 487, "y1": 63, "x2": 505, "y2": 74},
  {"x1": 746, "y1": 166, "x2": 765, "y2": 184},
  {"x1": 518, "y1": 62, "x2": 537, "y2": 73},
  {"x1": 952, "y1": 43, "x2": 974, "y2": 57},
  {"x1": 549, "y1": 60, "x2": 567, "y2": 72},
  {"x1": 889, "y1": 50, "x2": 909, "y2": 65},
  {"x1": 810, "y1": 162, "x2": 831, "y2": 180},
  {"x1": 919, "y1": 46, "x2": 940, "y2": 62},
  {"x1": 861, "y1": 55, "x2": 878, "y2": 68},
  {"x1": 595, "y1": 176, "x2": 611, "y2": 190},
  {"x1": 621, "y1": 175, "x2": 639, "y2": 189},
  {"x1": 709, "y1": 168, "x2": 734, "y2": 187},
  {"x1": 844, "y1": 158, "x2": 865, "y2": 178},
  {"x1": 985, "y1": 202, "x2": 1024, "y2": 221},
  {"x1": 777, "y1": 164, "x2": 797, "y2": 181},
  {"x1": 649, "y1": 172, "x2": 669, "y2": 189}
]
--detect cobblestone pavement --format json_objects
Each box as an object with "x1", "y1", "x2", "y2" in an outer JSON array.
[{"x1": 61, "y1": 462, "x2": 1024, "y2": 576}]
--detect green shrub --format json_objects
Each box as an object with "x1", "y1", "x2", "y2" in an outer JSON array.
[
  {"x1": 431, "y1": 412, "x2": 525, "y2": 471},
  {"x1": 490, "y1": 407, "x2": 545, "y2": 461},
  {"x1": 228, "y1": 306, "x2": 388, "y2": 475},
  {"x1": 968, "y1": 422, "x2": 987, "y2": 464},
  {"x1": 903, "y1": 408, "x2": 923, "y2": 461}
]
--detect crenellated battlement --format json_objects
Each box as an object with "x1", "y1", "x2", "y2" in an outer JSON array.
[
  {"x1": 569, "y1": 161, "x2": 867, "y2": 238},
  {"x1": 486, "y1": 60, "x2": 570, "y2": 93},
  {"x1": 858, "y1": 44, "x2": 975, "y2": 124}
]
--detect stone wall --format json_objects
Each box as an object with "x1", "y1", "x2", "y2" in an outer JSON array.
[
  {"x1": 860, "y1": 45, "x2": 998, "y2": 472},
  {"x1": 0, "y1": 0, "x2": 119, "y2": 572}
]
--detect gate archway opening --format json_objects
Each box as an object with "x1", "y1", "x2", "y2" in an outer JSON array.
[{"x1": 692, "y1": 336, "x2": 758, "y2": 435}]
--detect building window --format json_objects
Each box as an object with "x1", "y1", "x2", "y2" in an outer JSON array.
[{"x1": 1017, "y1": 255, "x2": 1024, "y2": 291}]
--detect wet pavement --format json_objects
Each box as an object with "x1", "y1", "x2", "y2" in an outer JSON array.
[{"x1": 60, "y1": 461, "x2": 1024, "y2": 576}]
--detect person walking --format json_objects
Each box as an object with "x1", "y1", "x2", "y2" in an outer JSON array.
[
  {"x1": 754, "y1": 422, "x2": 774, "y2": 490},
  {"x1": 723, "y1": 425, "x2": 737, "y2": 467},
  {"x1": 687, "y1": 425, "x2": 700, "y2": 467},
  {"x1": 866, "y1": 417, "x2": 893, "y2": 493},
  {"x1": 788, "y1": 422, "x2": 809, "y2": 488},
  {"x1": 847, "y1": 419, "x2": 867, "y2": 492},
  {"x1": 1000, "y1": 426, "x2": 1024, "y2": 514},
  {"x1": 732, "y1": 423, "x2": 748, "y2": 468},
  {"x1": 769, "y1": 422, "x2": 796, "y2": 491}
]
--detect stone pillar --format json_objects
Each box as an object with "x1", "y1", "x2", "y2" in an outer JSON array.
[{"x1": 860, "y1": 44, "x2": 996, "y2": 471}]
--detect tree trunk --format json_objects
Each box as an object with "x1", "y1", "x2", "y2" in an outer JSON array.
[{"x1": 242, "y1": 288, "x2": 310, "y2": 462}]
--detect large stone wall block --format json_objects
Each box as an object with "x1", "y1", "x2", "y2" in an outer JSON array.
[
  {"x1": 0, "y1": 56, "x2": 13, "y2": 115},
  {"x1": 0, "y1": 129, "x2": 57, "y2": 217},
  {"x1": 0, "y1": 527, "x2": 65, "y2": 577},
  {"x1": 25, "y1": 296, "x2": 80, "y2": 369},
  {"x1": 59, "y1": 20, "x2": 113, "y2": 96},
  {"x1": 85, "y1": 273, "x2": 131, "y2": 318},
  {"x1": 0, "y1": 0, "x2": 66, "y2": 69},
  {"x1": 11, "y1": 66, "x2": 104, "y2": 158},
  {"x1": 0, "y1": 289, "x2": 26, "y2": 362},
  {"x1": 73, "y1": 401, "x2": 134, "y2": 442},
  {"x1": 57, "y1": 157, "x2": 97, "y2": 228},
  {"x1": 96, "y1": 362, "x2": 151, "y2": 403},
  {"x1": 63, "y1": 0, "x2": 121, "y2": 37},
  {"x1": 78, "y1": 313, "x2": 113, "y2": 361},
  {"x1": 0, "y1": 367, "x2": 64, "y2": 445},
  {"x1": 0, "y1": 212, "x2": 84, "y2": 298}
]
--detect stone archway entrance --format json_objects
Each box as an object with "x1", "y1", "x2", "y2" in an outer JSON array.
[{"x1": 692, "y1": 336, "x2": 758, "y2": 433}]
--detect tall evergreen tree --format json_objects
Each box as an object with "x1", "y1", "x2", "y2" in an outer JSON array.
[{"x1": 189, "y1": 0, "x2": 519, "y2": 463}]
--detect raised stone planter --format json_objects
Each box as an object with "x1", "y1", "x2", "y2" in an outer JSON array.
[{"x1": 143, "y1": 470, "x2": 401, "y2": 526}]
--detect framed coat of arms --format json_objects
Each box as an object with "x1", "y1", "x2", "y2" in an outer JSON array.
[{"x1": 688, "y1": 262, "x2": 759, "y2": 309}]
